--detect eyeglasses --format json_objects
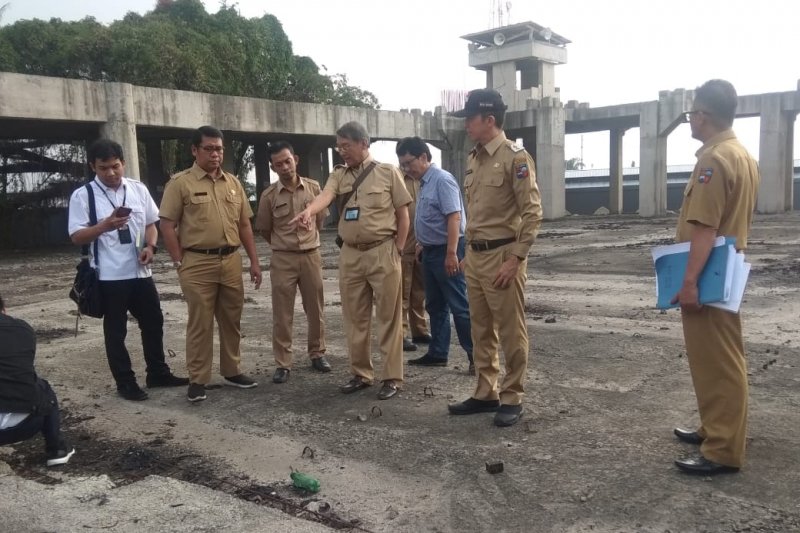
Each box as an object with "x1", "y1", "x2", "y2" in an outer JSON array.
[
  {"x1": 398, "y1": 156, "x2": 419, "y2": 170},
  {"x1": 683, "y1": 110, "x2": 711, "y2": 122},
  {"x1": 334, "y1": 142, "x2": 359, "y2": 154},
  {"x1": 200, "y1": 145, "x2": 224, "y2": 153}
]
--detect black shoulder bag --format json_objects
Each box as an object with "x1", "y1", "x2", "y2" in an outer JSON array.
[
  {"x1": 334, "y1": 161, "x2": 377, "y2": 248},
  {"x1": 69, "y1": 183, "x2": 104, "y2": 320}
]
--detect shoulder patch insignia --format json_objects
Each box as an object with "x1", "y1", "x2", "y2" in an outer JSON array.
[
  {"x1": 515, "y1": 162, "x2": 530, "y2": 180},
  {"x1": 698, "y1": 168, "x2": 713, "y2": 184}
]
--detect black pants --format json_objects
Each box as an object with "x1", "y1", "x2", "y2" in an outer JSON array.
[
  {"x1": 0, "y1": 379, "x2": 62, "y2": 453},
  {"x1": 100, "y1": 277, "x2": 170, "y2": 387}
]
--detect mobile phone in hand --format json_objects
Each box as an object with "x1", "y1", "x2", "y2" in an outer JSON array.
[{"x1": 115, "y1": 206, "x2": 132, "y2": 217}]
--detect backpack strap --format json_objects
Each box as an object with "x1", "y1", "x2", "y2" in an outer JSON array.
[{"x1": 81, "y1": 183, "x2": 99, "y2": 265}]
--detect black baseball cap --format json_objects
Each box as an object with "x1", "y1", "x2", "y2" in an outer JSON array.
[{"x1": 450, "y1": 89, "x2": 508, "y2": 118}]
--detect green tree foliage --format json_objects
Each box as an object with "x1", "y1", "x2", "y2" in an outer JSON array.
[{"x1": 0, "y1": 0, "x2": 379, "y2": 106}]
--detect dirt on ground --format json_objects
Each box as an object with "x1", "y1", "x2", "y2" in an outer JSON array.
[{"x1": 1, "y1": 212, "x2": 799, "y2": 533}]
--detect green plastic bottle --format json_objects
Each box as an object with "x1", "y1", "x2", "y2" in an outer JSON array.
[{"x1": 290, "y1": 470, "x2": 320, "y2": 493}]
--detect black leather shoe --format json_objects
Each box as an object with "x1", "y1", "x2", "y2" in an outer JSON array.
[
  {"x1": 408, "y1": 354, "x2": 447, "y2": 366},
  {"x1": 310, "y1": 356, "x2": 332, "y2": 373},
  {"x1": 494, "y1": 404, "x2": 523, "y2": 427},
  {"x1": 412, "y1": 334, "x2": 432, "y2": 344},
  {"x1": 377, "y1": 380, "x2": 399, "y2": 400},
  {"x1": 403, "y1": 337, "x2": 418, "y2": 352},
  {"x1": 146, "y1": 373, "x2": 190, "y2": 388},
  {"x1": 448, "y1": 397, "x2": 500, "y2": 415},
  {"x1": 117, "y1": 382, "x2": 148, "y2": 401},
  {"x1": 674, "y1": 427, "x2": 704, "y2": 445},
  {"x1": 340, "y1": 376, "x2": 371, "y2": 394},
  {"x1": 675, "y1": 455, "x2": 739, "y2": 475},
  {"x1": 273, "y1": 367, "x2": 290, "y2": 384}
]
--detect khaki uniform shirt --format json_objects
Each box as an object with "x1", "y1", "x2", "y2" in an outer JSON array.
[
  {"x1": 463, "y1": 132, "x2": 543, "y2": 258},
  {"x1": 159, "y1": 163, "x2": 253, "y2": 249},
  {"x1": 324, "y1": 156, "x2": 412, "y2": 245},
  {"x1": 403, "y1": 174, "x2": 420, "y2": 254},
  {"x1": 255, "y1": 177, "x2": 327, "y2": 251},
  {"x1": 676, "y1": 130, "x2": 760, "y2": 251}
]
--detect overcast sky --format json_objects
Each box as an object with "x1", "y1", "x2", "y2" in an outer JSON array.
[{"x1": 3, "y1": 0, "x2": 799, "y2": 168}]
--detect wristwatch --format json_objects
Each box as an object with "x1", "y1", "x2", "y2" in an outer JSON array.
[{"x1": 147, "y1": 244, "x2": 158, "y2": 254}]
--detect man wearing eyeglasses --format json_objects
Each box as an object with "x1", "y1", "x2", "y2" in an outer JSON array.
[
  {"x1": 671, "y1": 80, "x2": 760, "y2": 475},
  {"x1": 396, "y1": 137, "x2": 473, "y2": 374},
  {"x1": 291, "y1": 121, "x2": 412, "y2": 401},
  {"x1": 447, "y1": 89, "x2": 542, "y2": 427},
  {"x1": 160, "y1": 126, "x2": 263, "y2": 403}
]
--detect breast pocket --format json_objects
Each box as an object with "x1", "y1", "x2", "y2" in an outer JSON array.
[
  {"x1": 273, "y1": 202, "x2": 291, "y2": 219},
  {"x1": 464, "y1": 174, "x2": 474, "y2": 203},
  {"x1": 188, "y1": 194, "x2": 212, "y2": 221},
  {"x1": 224, "y1": 193, "x2": 242, "y2": 221},
  {"x1": 363, "y1": 185, "x2": 389, "y2": 209}
]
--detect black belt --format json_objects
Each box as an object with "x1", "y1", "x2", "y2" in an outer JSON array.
[
  {"x1": 468, "y1": 237, "x2": 515, "y2": 252},
  {"x1": 185, "y1": 246, "x2": 239, "y2": 256},
  {"x1": 273, "y1": 247, "x2": 319, "y2": 254}
]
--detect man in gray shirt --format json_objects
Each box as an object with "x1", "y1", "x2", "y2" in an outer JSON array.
[{"x1": 396, "y1": 137, "x2": 473, "y2": 372}]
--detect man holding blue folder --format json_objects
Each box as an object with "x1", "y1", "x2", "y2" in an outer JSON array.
[{"x1": 671, "y1": 80, "x2": 760, "y2": 475}]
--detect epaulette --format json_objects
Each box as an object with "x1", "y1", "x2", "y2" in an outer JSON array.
[{"x1": 508, "y1": 141, "x2": 524, "y2": 153}]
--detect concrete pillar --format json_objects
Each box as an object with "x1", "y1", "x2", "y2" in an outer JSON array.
[
  {"x1": 758, "y1": 94, "x2": 794, "y2": 213},
  {"x1": 253, "y1": 142, "x2": 268, "y2": 202},
  {"x1": 143, "y1": 140, "x2": 167, "y2": 203},
  {"x1": 489, "y1": 61, "x2": 518, "y2": 110},
  {"x1": 304, "y1": 140, "x2": 329, "y2": 185},
  {"x1": 535, "y1": 97, "x2": 566, "y2": 219},
  {"x1": 101, "y1": 82, "x2": 140, "y2": 179},
  {"x1": 639, "y1": 101, "x2": 667, "y2": 216},
  {"x1": 609, "y1": 128, "x2": 625, "y2": 214},
  {"x1": 438, "y1": 129, "x2": 471, "y2": 189},
  {"x1": 538, "y1": 62, "x2": 556, "y2": 98},
  {"x1": 221, "y1": 136, "x2": 235, "y2": 174}
]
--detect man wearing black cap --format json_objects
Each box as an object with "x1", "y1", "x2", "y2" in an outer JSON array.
[{"x1": 447, "y1": 89, "x2": 542, "y2": 427}]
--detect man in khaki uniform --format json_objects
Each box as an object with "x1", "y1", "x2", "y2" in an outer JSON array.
[
  {"x1": 255, "y1": 141, "x2": 331, "y2": 384},
  {"x1": 160, "y1": 126, "x2": 263, "y2": 403},
  {"x1": 291, "y1": 121, "x2": 412, "y2": 400},
  {"x1": 401, "y1": 173, "x2": 431, "y2": 352},
  {"x1": 671, "y1": 80, "x2": 760, "y2": 475},
  {"x1": 447, "y1": 89, "x2": 542, "y2": 427}
]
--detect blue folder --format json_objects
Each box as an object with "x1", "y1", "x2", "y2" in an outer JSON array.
[{"x1": 652, "y1": 237, "x2": 736, "y2": 309}]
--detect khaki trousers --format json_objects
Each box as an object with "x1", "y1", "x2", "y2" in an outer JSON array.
[
  {"x1": 339, "y1": 239, "x2": 403, "y2": 384},
  {"x1": 401, "y1": 257, "x2": 428, "y2": 338},
  {"x1": 270, "y1": 249, "x2": 326, "y2": 368},
  {"x1": 681, "y1": 306, "x2": 748, "y2": 467},
  {"x1": 465, "y1": 246, "x2": 529, "y2": 405},
  {"x1": 178, "y1": 251, "x2": 244, "y2": 384}
]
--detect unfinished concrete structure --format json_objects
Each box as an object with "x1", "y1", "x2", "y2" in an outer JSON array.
[
  {"x1": 460, "y1": 21, "x2": 798, "y2": 217},
  {"x1": 0, "y1": 21, "x2": 796, "y2": 226}
]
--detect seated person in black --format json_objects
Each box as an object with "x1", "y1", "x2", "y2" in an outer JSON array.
[{"x1": 0, "y1": 294, "x2": 74, "y2": 466}]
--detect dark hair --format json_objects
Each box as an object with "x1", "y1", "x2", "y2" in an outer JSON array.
[
  {"x1": 694, "y1": 79, "x2": 737, "y2": 128},
  {"x1": 87, "y1": 138, "x2": 125, "y2": 163},
  {"x1": 192, "y1": 125, "x2": 224, "y2": 147},
  {"x1": 336, "y1": 121, "x2": 370, "y2": 144},
  {"x1": 396, "y1": 137, "x2": 432, "y2": 161},
  {"x1": 0, "y1": 294, "x2": 4, "y2": 312},
  {"x1": 482, "y1": 110, "x2": 505, "y2": 128},
  {"x1": 268, "y1": 141, "x2": 296, "y2": 160}
]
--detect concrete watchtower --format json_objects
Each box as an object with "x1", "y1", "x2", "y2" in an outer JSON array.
[{"x1": 461, "y1": 21, "x2": 570, "y2": 111}]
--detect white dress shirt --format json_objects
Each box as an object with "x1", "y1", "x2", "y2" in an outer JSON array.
[{"x1": 67, "y1": 177, "x2": 160, "y2": 281}]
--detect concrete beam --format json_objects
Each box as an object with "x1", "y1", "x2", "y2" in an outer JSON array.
[{"x1": 469, "y1": 40, "x2": 567, "y2": 68}]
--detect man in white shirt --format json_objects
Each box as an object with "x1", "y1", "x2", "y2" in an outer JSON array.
[{"x1": 68, "y1": 139, "x2": 187, "y2": 401}]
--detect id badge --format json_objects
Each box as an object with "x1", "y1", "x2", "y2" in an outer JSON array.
[
  {"x1": 118, "y1": 227, "x2": 133, "y2": 244},
  {"x1": 344, "y1": 207, "x2": 360, "y2": 221}
]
